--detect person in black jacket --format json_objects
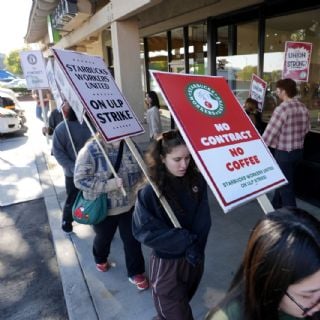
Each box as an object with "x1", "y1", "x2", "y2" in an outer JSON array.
[{"x1": 132, "y1": 129, "x2": 212, "y2": 320}]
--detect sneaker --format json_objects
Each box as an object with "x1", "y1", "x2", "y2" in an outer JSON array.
[
  {"x1": 96, "y1": 262, "x2": 110, "y2": 272},
  {"x1": 128, "y1": 274, "x2": 149, "y2": 291},
  {"x1": 61, "y1": 221, "x2": 73, "y2": 233}
]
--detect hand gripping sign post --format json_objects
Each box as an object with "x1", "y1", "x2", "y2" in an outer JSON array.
[
  {"x1": 52, "y1": 48, "x2": 181, "y2": 227},
  {"x1": 20, "y1": 50, "x2": 50, "y2": 143},
  {"x1": 151, "y1": 71, "x2": 287, "y2": 214}
]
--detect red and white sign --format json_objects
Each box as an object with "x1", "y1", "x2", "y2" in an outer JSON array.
[
  {"x1": 282, "y1": 41, "x2": 312, "y2": 81},
  {"x1": 152, "y1": 71, "x2": 287, "y2": 212},
  {"x1": 249, "y1": 74, "x2": 267, "y2": 112},
  {"x1": 52, "y1": 48, "x2": 144, "y2": 142}
]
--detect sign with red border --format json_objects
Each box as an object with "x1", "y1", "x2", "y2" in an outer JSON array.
[
  {"x1": 282, "y1": 41, "x2": 312, "y2": 81},
  {"x1": 152, "y1": 71, "x2": 287, "y2": 212},
  {"x1": 249, "y1": 74, "x2": 267, "y2": 112},
  {"x1": 52, "y1": 48, "x2": 144, "y2": 142}
]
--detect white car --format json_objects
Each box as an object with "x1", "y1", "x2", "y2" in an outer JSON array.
[
  {"x1": 0, "y1": 88, "x2": 27, "y2": 125},
  {"x1": 1, "y1": 78, "x2": 27, "y2": 89},
  {"x1": 0, "y1": 107, "x2": 24, "y2": 134}
]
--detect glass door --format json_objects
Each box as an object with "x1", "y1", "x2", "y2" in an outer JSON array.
[{"x1": 216, "y1": 21, "x2": 259, "y2": 106}]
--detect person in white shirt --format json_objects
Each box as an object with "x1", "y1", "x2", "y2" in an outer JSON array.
[{"x1": 145, "y1": 91, "x2": 163, "y2": 141}]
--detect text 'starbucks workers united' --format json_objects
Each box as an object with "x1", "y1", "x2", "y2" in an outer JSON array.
[{"x1": 186, "y1": 83, "x2": 224, "y2": 117}]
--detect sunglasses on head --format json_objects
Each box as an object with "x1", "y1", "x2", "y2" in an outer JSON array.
[{"x1": 161, "y1": 130, "x2": 182, "y2": 141}]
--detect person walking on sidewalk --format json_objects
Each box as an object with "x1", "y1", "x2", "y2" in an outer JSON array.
[
  {"x1": 262, "y1": 78, "x2": 310, "y2": 209},
  {"x1": 205, "y1": 207, "x2": 320, "y2": 320},
  {"x1": 52, "y1": 102, "x2": 91, "y2": 233},
  {"x1": 132, "y1": 129, "x2": 212, "y2": 319},
  {"x1": 32, "y1": 89, "x2": 51, "y2": 122},
  {"x1": 145, "y1": 91, "x2": 162, "y2": 141},
  {"x1": 74, "y1": 135, "x2": 149, "y2": 291}
]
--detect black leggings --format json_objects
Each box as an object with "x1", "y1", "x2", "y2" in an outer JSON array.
[{"x1": 92, "y1": 209, "x2": 145, "y2": 277}]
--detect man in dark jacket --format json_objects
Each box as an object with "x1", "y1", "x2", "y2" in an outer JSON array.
[{"x1": 52, "y1": 102, "x2": 91, "y2": 233}]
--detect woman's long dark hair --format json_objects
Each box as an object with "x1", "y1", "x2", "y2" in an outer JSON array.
[
  {"x1": 207, "y1": 208, "x2": 320, "y2": 320},
  {"x1": 147, "y1": 91, "x2": 160, "y2": 109},
  {"x1": 144, "y1": 129, "x2": 198, "y2": 196}
]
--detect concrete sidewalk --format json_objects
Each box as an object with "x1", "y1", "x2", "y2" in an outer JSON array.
[{"x1": 38, "y1": 132, "x2": 320, "y2": 320}]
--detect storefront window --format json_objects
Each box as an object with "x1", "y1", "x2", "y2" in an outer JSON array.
[
  {"x1": 188, "y1": 21, "x2": 208, "y2": 75},
  {"x1": 263, "y1": 9, "x2": 320, "y2": 132},
  {"x1": 216, "y1": 21, "x2": 258, "y2": 105},
  {"x1": 169, "y1": 28, "x2": 185, "y2": 73},
  {"x1": 146, "y1": 31, "x2": 168, "y2": 100}
]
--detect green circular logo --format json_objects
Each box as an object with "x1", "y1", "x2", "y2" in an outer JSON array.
[{"x1": 186, "y1": 83, "x2": 224, "y2": 117}]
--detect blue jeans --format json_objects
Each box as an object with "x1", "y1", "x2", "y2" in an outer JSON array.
[
  {"x1": 36, "y1": 104, "x2": 49, "y2": 122},
  {"x1": 272, "y1": 149, "x2": 303, "y2": 208}
]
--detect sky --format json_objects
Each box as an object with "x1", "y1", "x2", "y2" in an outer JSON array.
[{"x1": 0, "y1": 0, "x2": 32, "y2": 55}]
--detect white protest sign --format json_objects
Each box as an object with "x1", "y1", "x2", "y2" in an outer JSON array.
[
  {"x1": 151, "y1": 71, "x2": 287, "y2": 213},
  {"x1": 52, "y1": 48, "x2": 144, "y2": 141},
  {"x1": 20, "y1": 50, "x2": 49, "y2": 89},
  {"x1": 249, "y1": 74, "x2": 267, "y2": 112},
  {"x1": 282, "y1": 41, "x2": 312, "y2": 81},
  {"x1": 46, "y1": 59, "x2": 63, "y2": 110},
  {"x1": 54, "y1": 59, "x2": 85, "y2": 122}
]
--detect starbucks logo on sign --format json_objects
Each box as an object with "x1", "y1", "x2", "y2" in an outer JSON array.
[{"x1": 186, "y1": 83, "x2": 224, "y2": 117}]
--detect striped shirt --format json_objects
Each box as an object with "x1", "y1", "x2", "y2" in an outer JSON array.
[{"x1": 262, "y1": 98, "x2": 310, "y2": 152}]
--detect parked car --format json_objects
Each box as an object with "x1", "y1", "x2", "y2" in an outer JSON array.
[
  {"x1": 0, "y1": 88, "x2": 27, "y2": 125},
  {"x1": 1, "y1": 78, "x2": 27, "y2": 89},
  {"x1": 0, "y1": 107, "x2": 26, "y2": 135}
]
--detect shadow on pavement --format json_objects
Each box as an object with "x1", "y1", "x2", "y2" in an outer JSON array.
[{"x1": 0, "y1": 199, "x2": 68, "y2": 320}]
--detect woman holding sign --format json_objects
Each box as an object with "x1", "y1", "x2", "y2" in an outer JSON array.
[
  {"x1": 132, "y1": 129, "x2": 212, "y2": 320},
  {"x1": 205, "y1": 208, "x2": 320, "y2": 320},
  {"x1": 74, "y1": 135, "x2": 149, "y2": 290}
]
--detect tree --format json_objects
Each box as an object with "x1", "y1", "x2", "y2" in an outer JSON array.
[
  {"x1": 237, "y1": 65, "x2": 258, "y2": 81},
  {"x1": 4, "y1": 50, "x2": 23, "y2": 76}
]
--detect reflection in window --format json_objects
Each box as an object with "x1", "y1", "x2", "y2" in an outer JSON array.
[
  {"x1": 170, "y1": 28, "x2": 185, "y2": 73},
  {"x1": 216, "y1": 22, "x2": 258, "y2": 105},
  {"x1": 188, "y1": 22, "x2": 208, "y2": 75},
  {"x1": 146, "y1": 32, "x2": 168, "y2": 99}
]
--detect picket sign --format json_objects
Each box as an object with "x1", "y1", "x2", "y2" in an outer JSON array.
[
  {"x1": 151, "y1": 71, "x2": 287, "y2": 214},
  {"x1": 19, "y1": 50, "x2": 50, "y2": 144},
  {"x1": 51, "y1": 48, "x2": 180, "y2": 226}
]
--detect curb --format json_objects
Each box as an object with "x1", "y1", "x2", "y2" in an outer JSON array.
[{"x1": 35, "y1": 147, "x2": 99, "y2": 320}]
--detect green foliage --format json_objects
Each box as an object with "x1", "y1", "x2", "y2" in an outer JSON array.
[
  {"x1": 237, "y1": 65, "x2": 258, "y2": 81},
  {"x1": 4, "y1": 50, "x2": 23, "y2": 76},
  {"x1": 11, "y1": 87, "x2": 31, "y2": 96}
]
